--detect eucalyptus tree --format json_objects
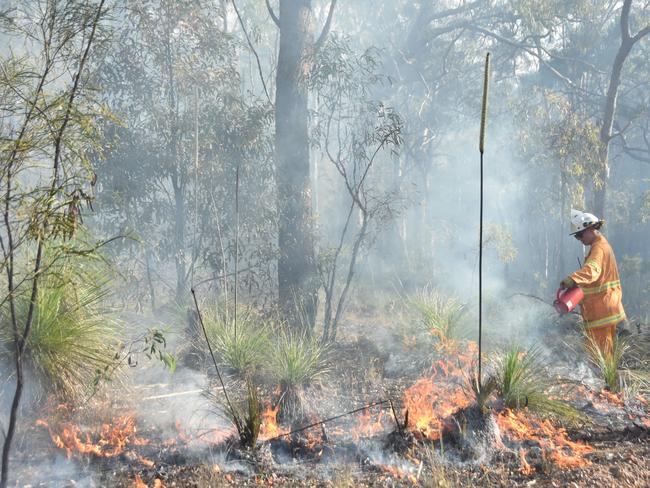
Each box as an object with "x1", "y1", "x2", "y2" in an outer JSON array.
[
  {"x1": 266, "y1": 0, "x2": 336, "y2": 330},
  {"x1": 93, "y1": 0, "x2": 273, "y2": 305},
  {"x1": 0, "y1": 1, "x2": 108, "y2": 485}
]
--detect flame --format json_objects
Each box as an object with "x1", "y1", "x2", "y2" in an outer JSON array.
[
  {"x1": 402, "y1": 341, "x2": 475, "y2": 439},
  {"x1": 599, "y1": 389, "x2": 624, "y2": 407},
  {"x1": 519, "y1": 448, "x2": 534, "y2": 475},
  {"x1": 133, "y1": 475, "x2": 147, "y2": 488},
  {"x1": 133, "y1": 476, "x2": 163, "y2": 488},
  {"x1": 351, "y1": 408, "x2": 390, "y2": 442},
  {"x1": 497, "y1": 409, "x2": 593, "y2": 469},
  {"x1": 36, "y1": 414, "x2": 149, "y2": 459},
  {"x1": 380, "y1": 464, "x2": 418, "y2": 485},
  {"x1": 259, "y1": 405, "x2": 289, "y2": 441}
]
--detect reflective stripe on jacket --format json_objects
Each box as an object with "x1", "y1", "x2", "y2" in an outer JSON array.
[{"x1": 570, "y1": 234, "x2": 626, "y2": 330}]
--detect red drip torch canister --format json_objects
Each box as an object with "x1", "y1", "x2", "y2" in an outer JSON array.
[{"x1": 554, "y1": 286, "x2": 584, "y2": 314}]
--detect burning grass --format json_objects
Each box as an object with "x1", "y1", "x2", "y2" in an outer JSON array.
[{"x1": 16, "y1": 311, "x2": 650, "y2": 487}]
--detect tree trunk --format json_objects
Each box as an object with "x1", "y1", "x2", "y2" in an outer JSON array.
[
  {"x1": 275, "y1": 0, "x2": 317, "y2": 330},
  {"x1": 595, "y1": 0, "x2": 650, "y2": 217}
]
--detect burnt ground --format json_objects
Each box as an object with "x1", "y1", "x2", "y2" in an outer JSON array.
[{"x1": 8, "y1": 308, "x2": 650, "y2": 487}]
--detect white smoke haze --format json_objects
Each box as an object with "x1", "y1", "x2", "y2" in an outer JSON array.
[{"x1": 0, "y1": 0, "x2": 648, "y2": 486}]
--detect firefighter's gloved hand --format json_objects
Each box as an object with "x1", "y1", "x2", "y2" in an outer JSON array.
[{"x1": 560, "y1": 277, "x2": 575, "y2": 289}]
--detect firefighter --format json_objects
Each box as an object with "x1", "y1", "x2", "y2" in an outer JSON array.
[{"x1": 560, "y1": 210, "x2": 626, "y2": 356}]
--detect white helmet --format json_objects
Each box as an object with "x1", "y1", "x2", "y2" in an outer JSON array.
[{"x1": 570, "y1": 209, "x2": 603, "y2": 235}]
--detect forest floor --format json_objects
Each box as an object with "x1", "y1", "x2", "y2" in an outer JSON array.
[{"x1": 9, "y1": 304, "x2": 650, "y2": 487}]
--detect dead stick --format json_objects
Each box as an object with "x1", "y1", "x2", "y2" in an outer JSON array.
[
  {"x1": 142, "y1": 389, "x2": 203, "y2": 401},
  {"x1": 388, "y1": 398, "x2": 403, "y2": 434},
  {"x1": 191, "y1": 288, "x2": 241, "y2": 434},
  {"x1": 263, "y1": 400, "x2": 389, "y2": 442}
]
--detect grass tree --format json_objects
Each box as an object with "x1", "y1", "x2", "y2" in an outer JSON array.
[
  {"x1": 494, "y1": 344, "x2": 583, "y2": 423},
  {"x1": 0, "y1": 261, "x2": 120, "y2": 400},
  {"x1": 198, "y1": 304, "x2": 271, "y2": 377},
  {"x1": 585, "y1": 335, "x2": 629, "y2": 393},
  {"x1": 409, "y1": 286, "x2": 468, "y2": 343},
  {"x1": 0, "y1": 1, "x2": 109, "y2": 485},
  {"x1": 269, "y1": 329, "x2": 330, "y2": 423}
]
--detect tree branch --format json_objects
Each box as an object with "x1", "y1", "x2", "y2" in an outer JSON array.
[
  {"x1": 232, "y1": 0, "x2": 272, "y2": 102},
  {"x1": 265, "y1": 0, "x2": 279, "y2": 28},
  {"x1": 314, "y1": 0, "x2": 337, "y2": 52},
  {"x1": 620, "y1": 0, "x2": 632, "y2": 42}
]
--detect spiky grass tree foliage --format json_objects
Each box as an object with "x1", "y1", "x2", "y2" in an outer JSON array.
[
  {"x1": 585, "y1": 334, "x2": 629, "y2": 393},
  {"x1": 269, "y1": 330, "x2": 329, "y2": 423},
  {"x1": 199, "y1": 305, "x2": 270, "y2": 377},
  {"x1": 494, "y1": 344, "x2": 584, "y2": 422},
  {"x1": 469, "y1": 373, "x2": 498, "y2": 413},
  {"x1": 0, "y1": 266, "x2": 120, "y2": 400},
  {"x1": 409, "y1": 286, "x2": 467, "y2": 342}
]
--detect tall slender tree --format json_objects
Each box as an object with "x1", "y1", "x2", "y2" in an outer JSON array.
[{"x1": 270, "y1": 0, "x2": 336, "y2": 329}]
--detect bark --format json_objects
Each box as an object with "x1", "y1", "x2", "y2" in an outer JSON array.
[{"x1": 275, "y1": 0, "x2": 317, "y2": 329}]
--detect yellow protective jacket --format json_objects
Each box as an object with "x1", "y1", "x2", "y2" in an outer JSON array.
[{"x1": 570, "y1": 234, "x2": 626, "y2": 330}]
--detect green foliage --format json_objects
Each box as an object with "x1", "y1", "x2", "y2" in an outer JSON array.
[
  {"x1": 269, "y1": 329, "x2": 330, "y2": 390},
  {"x1": 409, "y1": 287, "x2": 467, "y2": 342},
  {"x1": 494, "y1": 344, "x2": 584, "y2": 423},
  {"x1": 586, "y1": 335, "x2": 629, "y2": 393},
  {"x1": 469, "y1": 373, "x2": 498, "y2": 413},
  {"x1": 200, "y1": 305, "x2": 270, "y2": 376},
  {"x1": 484, "y1": 223, "x2": 518, "y2": 263},
  {"x1": 268, "y1": 329, "x2": 330, "y2": 422},
  {"x1": 0, "y1": 265, "x2": 120, "y2": 399}
]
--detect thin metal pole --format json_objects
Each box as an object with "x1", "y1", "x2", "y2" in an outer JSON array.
[
  {"x1": 234, "y1": 165, "x2": 240, "y2": 342},
  {"x1": 478, "y1": 53, "x2": 490, "y2": 383}
]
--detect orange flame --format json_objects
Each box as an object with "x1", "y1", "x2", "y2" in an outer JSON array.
[
  {"x1": 259, "y1": 405, "x2": 289, "y2": 441},
  {"x1": 133, "y1": 475, "x2": 147, "y2": 488},
  {"x1": 402, "y1": 343, "x2": 474, "y2": 440},
  {"x1": 36, "y1": 414, "x2": 149, "y2": 459},
  {"x1": 519, "y1": 448, "x2": 534, "y2": 475},
  {"x1": 497, "y1": 409, "x2": 593, "y2": 469},
  {"x1": 351, "y1": 408, "x2": 390, "y2": 442},
  {"x1": 380, "y1": 464, "x2": 418, "y2": 485}
]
